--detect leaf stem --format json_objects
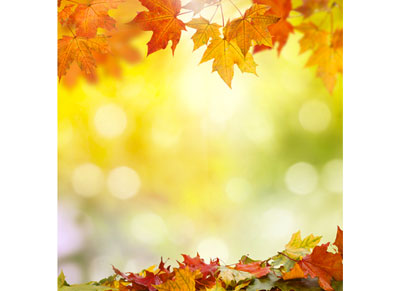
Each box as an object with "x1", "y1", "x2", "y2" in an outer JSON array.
[
  {"x1": 227, "y1": 0, "x2": 243, "y2": 17},
  {"x1": 277, "y1": 252, "x2": 299, "y2": 263},
  {"x1": 178, "y1": 1, "x2": 221, "y2": 16},
  {"x1": 220, "y1": 2, "x2": 225, "y2": 26}
]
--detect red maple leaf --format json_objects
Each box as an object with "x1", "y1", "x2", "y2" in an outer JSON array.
[
  {"x1": 235, "y1": 260, "x2": 270, "y2": 278},
  {"x1": 253, "y1": 0, "x2": 293, "y2": 54},
  {"x1": 334, "y1": 226, "x2": 343, "y2": 256},
  {"x1": 113, "y1": 258, "x2": 174, "y2": 291},
  {"x1": 283, "y1": 243, "x2": 343, "y2": 291},
  {"x1": 178, "y1": 253, "x2": 219, "y2": 288},
  {"x1": 132, "y1": 0, "x2": 186, "y2": 55}
]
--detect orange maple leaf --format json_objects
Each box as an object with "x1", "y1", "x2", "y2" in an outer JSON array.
[
  {"x1": 67, "y1": 0, "x2": 125, "y2": 38},
  {"x1": 132, "y1": 0, "x2": 186, "y2": 55},
  {"x1": 93, "y1": 23, "x2": 141, "y2": 78},
  {"x1": 295, "y1": 22, "x2": 328, "y2": 54},
  {"x1": 306, "y1": 29, "x2": 343, "y2": 93},
  {"x1": 283, "y1": 243, "x2": 343, "y2": 291},
  {"x1": 58, "y1": 35, "x2": 110, "y2": 80},
  {"x1": 225, "y1": 4, "x2": 280, "y2": 56},
  {"x1": 253, "y1": 0, "x2": 293, "y2": 54},
  {"x1": 295, "y1": 0, "x2": 330, "y2": 18}
]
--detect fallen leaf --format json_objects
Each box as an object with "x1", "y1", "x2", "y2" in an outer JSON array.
[
  {"x1": 155, "y1": 267, "x2": 198, "y2": 291},
  {"x1": 217, "y1": 266, "x2": 254, "y2": 287},
  {"x1": 334, "y1": 226, "x2": 343, "y2": 256},
  {"x1": 271, "y1": 231, "x2": 322, "y2": 272},
  {"x1": 235, "y1": 260, "x2": 270, "y2": 278},
  {"x1": 283, "y1": 243, "x2": 343, "y2": 291}
]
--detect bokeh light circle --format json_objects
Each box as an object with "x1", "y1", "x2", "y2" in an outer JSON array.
[
  {"x1": 322, "y1": 159, "x2": 343, "y2": 193},
  {"x1": 107, "y1": 166, "x2": 141, "y2": 199},
  {"x1": 299, "y1": 100, "x2": 331, "y2": 133},
  {"x1": 94, "y1": 104, "x2": 127, "y2": 138},
  {"x1": 71, "y1": 163, "x2": 104, "y2": 197},
  {"x1": 285, "y1": 162, "x2": 318, "y2": 195},
  {"x1": 130, "y1": 212, "x2": 167, "y2": 245}
]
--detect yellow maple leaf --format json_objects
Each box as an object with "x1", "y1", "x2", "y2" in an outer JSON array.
[
  {"x1": 225, "y1": 4, "x2": 279, "y2": 56},
  {"x1": 200, "y1": 26, "x2": 257, "y2": 88},
  {"x1": 186, "y1": 17, "x2": 222, "y2": 50},
  {"x1": 272, "y1": 231, "x2": 321, "y2": 272},
  {"x1": 155, "y1": 267, "x2": 198, "y2": 291}
]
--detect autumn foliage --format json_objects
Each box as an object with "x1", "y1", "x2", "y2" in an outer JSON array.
[
  {"x1": 58, "y1": 227, "x2": 343, "y2": 291},
  {"x1": 58, "y1": 0, "x2": 342, "y2": 91}
]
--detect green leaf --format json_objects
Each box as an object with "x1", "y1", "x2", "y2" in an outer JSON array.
[
  {"x1": 59, "y1": 283, "x2": 115, "y2": 291},
  {"x1": 246, "y1": 273, "x2": 278, "y2": 291},
  {"x1": 58, "y1": 272, "x2": 116, "y2": 291},
  {"x1": 332, "y1": 280, "x2": 343, "y2": 291}
]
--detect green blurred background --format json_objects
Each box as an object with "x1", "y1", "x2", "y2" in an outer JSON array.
[{"x1": 58, "y1": 0, "x2": 342, "y2": 283}]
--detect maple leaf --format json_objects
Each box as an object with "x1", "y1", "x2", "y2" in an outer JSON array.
[
  {"x1": 272, "y1": 231, "x2": 322, "y2": 272},
  {"x1": 58, "y1": 35, "x2": 110, "y2": 80},
  {"x1": 178, "y1": 253, "x2": 220, "y2": 287},
  {"x1": 182, "y1": 0, "x2": 217, "y2": 15},
  {"x1": 225, "y1": 4, "x2": 280, "y2": 56},
  {"x1": 295, "y1": 22, "x2": 328, "y2": 54},
  {"x1": 217, "y1": 266, "x2": 254, "y2": 287},
  {"x1": 67, "y1": 0, "x2": 125, "y2": 38},
  {"x1": 200, "y1": 25, "x2": 257, "y2": 88},
  {"x1": 295, "y1": 0, "x2": 330, "y2": 18},
  {"x1": 155, "y1": 267, "x2": 198, "y2": 291},
  {"x1": 253, "y1": 0, "x2": 293, "y2": 54},
  {"x1": 93, "y1": 23, "x2": 141, "y2": 78},
  {"x1": 235, "y1": 260, "x2": 270, "y2": 278},
  {"x1": 334, "y1": 226, "x2": 343, "y2": 256},
  {"x1": 186, "y1": 17, "x2": 222, "y2": 50},
  {"x1": 58, "y1": 5, "x2": 75, "y2": 25},
  {"x1": 113, "y1": 259, "x2": 174, "y2": 291},
  {"x1": 306, "y1": 29, "x2": 343, "y2": 93},
  {"x1": 132, "y1": 0, "x2": 186, "y2": 55},
  {"x1": 282, "y1": 243, "x2": 343, "y2": 291}
]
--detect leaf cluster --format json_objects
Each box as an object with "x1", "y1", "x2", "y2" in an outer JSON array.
[
  {"x1": 57, "y1": 0, "x2": 343, "y2": 92},
  {"x1": 59, "y1": 227, "x2": 343, "y2": 291}
]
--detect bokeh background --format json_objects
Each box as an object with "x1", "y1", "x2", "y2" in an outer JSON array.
[{"x1": 58, "y1": 0, "x2": 342, "y2": 284}]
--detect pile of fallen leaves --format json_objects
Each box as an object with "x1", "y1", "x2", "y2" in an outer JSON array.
[
  {"x1": 58, "y1": 0, "x2": 343, "y2": 92},
  {"x1": 58, "y1": 227, "x2": 343, "y2": 291}
]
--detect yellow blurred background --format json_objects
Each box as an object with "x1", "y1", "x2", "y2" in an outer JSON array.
[{"x1": 58, "y1": 0, "x2": 342, "y2": 284}]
